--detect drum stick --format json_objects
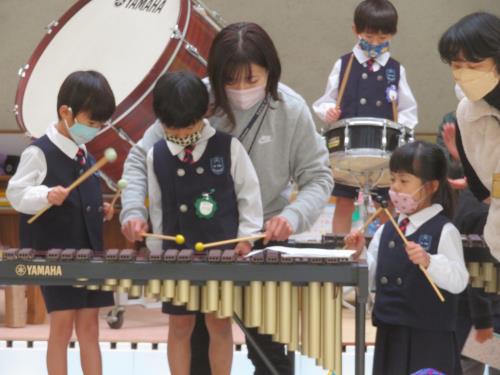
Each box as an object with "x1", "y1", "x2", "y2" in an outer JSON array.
[
  {"x1": 110, "y1": 179, "x2": 128, "y2": 207},
  {"x1": 383, "y1": 208, "x2": 445, "y2": 303},
  {"x1": 28, "y1": 148, "x2": 117, "y2": 224},
  {"x1": 336, "y1": 53, "x2": 354, "y2": 111},
  {"x1": 392, "y1": 100, "x2": 398, "y2": 123},
  {"x1": 195, "y1": 233, "x2": 266, "y2": 252},
  {"x1": 141, "y1": 232, "x2": 185, "y2": 245},
  {"x1": 359, "y1": 206, "x2": 383, "y2": 233}
]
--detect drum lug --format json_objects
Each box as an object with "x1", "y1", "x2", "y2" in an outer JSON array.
[
  {"x1": 185, "y1": 44, "x2": 207, "y2": 66},
  {"x1": 171, "y1": 25, "x2": 182, "y2": 40},
  {"x1": 18, "y1": 64, "x2": 30, "y2": 78},
  {"x1": 12, "y1": 104, "x2": 19, "y2": 117},
  {"x1": 45, "y1": 20, "x2": 59, "y2": 34},
  {"x1": 344, "y1": 123, "x2": 350, "y2": 151},
  {"x1": 381, "y1": 122, "x2": 387, "y2": 151},
  {"x1": 193, "y1": 1, "x2": 226, "y2": 30}
]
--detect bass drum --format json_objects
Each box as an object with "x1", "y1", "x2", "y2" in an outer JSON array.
[{"x1": 14, "y1": 0, "x2": 223, "y2": 187}]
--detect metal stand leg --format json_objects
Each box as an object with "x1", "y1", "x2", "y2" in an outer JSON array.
[
  {"x1": 232, "y1": 314, "x2": 280, "y2": 375},
  {"x1": 355, "y1": 266, "x2": 369, "y2": 375}
]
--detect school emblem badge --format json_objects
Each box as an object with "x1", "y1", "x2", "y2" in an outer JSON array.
[
  {"x1": 210, "y1": 156, "x2": 225, "y2": 176},
  {"x1": 385, "y1": 68, "x2": 396, "y2": 83},
  {"x1": 418, "y1": 234, "x2": 432, "y2": 252}
]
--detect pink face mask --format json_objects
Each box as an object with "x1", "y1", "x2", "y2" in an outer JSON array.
[
  {"x1": 226, "y1": 85, "x2": 266, "y2": 111},
  {"x1": 389, "y1": 185, "x2": 425, "y2": 215}
]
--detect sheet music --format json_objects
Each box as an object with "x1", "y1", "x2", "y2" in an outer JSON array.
[
  {"x1": 246, "y1": 246, "x2": 356, "y2": 259},
  {"x1": 462, "y1": 329, "x2": 500, "y2": 369}
]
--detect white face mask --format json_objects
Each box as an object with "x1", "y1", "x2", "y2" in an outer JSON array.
[
  {"x1": 453, "y1": 66, "x2": 499, "y2": 102},
  {"x1": 226, "y1": 85, "x2": 266, "y2": 111}
]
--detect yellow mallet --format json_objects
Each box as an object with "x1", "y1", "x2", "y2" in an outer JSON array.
[
  {"x1": 141, "y1": 232, "x2": 185, "y2": 245},
  {"x1": 28, "y1": 148, "x2": 117, "y2": 224}
]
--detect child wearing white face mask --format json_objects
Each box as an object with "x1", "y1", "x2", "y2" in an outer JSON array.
[
  {"x1": 6, "y1": 70, "x2": 116, "y2": 375},
  {"x1": 439, "y1": 12, "x2": 500, "y2": 264},
  {"x1": 345, "y1": 141, "x2": 469, "y2": 375},
  {"x1": 313, "y1": 0, "x2": 418, "y2": 235}
]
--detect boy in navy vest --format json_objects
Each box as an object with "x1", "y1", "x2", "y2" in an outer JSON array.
[
  {"x1": 145, "y1": 71, "x2": 263, "y2": 374},
  {"x1": 313, "y1": 0, "x2": 418, "y2": 235},
  {"x1": 7, "y1": 70, "x2": 116, "y2": 375}
]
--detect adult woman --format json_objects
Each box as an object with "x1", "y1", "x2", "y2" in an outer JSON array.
[
  {"x1": 120, "y1": 22, "x2": 333, "y2": 374},
  {"x1": 438, "y1": 12, "x2": 500, "y2": 263}
]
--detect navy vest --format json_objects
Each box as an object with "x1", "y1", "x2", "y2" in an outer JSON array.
[
  {"x1": 153, "y1": 131, "x2": 239, "y2": 250},
  {"x1": 373, "y1": 213, "x2": 458, "y2": 331},
  {"x1": 338, "y1": 53, "x2": 401, "y2": 120},
  {"x1": 19, "y1": 136, "x2": 104, "y2": 251}
]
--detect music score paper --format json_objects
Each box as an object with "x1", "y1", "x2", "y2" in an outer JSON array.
[{"x1": 246, "y1": 246, "x2": 356, "y2": 259}]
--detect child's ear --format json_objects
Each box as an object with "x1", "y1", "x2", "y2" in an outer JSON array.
[
  {"x1": 427, "y1": 180, "x2": 439, "y2": 195},
  {"x1": 58, "y1": 105, "x2": 73, "y2": 121},
  {"x1": 352, "y1": 24, "x2": 359, "y2": 36}
]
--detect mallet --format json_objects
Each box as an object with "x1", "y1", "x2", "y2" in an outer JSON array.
[
  {"x1": 195, "y1": 233, "x2": 266, "y2": 252},
  {"x1": 141, "y1": 232, "x2": 185, "y2": 245},
  {"x1": 110, "y1": 178, "x2": 128, "y2": 207}
]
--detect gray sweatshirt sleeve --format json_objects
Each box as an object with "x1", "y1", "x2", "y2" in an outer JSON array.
[
  {"x1": 119, "y1": 120, "x2": 165, "y2": 225},
  {"x1": 280, "y1": 104, "x2": 334, "y2": 233}
]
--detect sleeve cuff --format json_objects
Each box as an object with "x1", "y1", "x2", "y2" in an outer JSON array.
[
  {"x1": 119, "y1": 207, "x2": 148, "y2": 226},
  {"x1": 279, "y1": 209, "x2": 300, "y2": 234}
]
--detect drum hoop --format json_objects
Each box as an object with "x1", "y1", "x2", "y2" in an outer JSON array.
[
  {"x1": 324, "y1": 117, "x2": 402, "y2": 133},
  {"x1": 14, "y1": 0, "x2": 189, "y2": 136}
]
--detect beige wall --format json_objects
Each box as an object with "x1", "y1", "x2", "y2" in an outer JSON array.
[{"x1": 1, "y1": 0, "x2": 499, "y2": 146}]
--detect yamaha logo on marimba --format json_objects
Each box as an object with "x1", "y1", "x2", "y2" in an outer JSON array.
[
  {"x1": 15, "y1": 264, "x2": 27, "y2": 277},
  {"x1": 15, "y1": 264, "x2": 63, "y2": 277}
]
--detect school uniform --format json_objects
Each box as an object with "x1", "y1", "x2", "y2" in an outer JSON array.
[
  {"x1": 366, "y1": 204, "x2": 468, "y2": 375},
  {"x1": 313, "y1": 44, "x2": 418, "y2": 199},
  {"x1": 6, "y1": 124, "x2": 114, "y2": 312},
  {"x1": 147, "y1": 120, "x2": 263, "y2": 374}
]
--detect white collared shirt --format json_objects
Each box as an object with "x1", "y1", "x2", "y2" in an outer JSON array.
[
  {"x1": 146, "y1": 120, "x2": 263, "y2": 250},
  {"x1": 312, "y1": 44, "x2": 418, "y2": 129},
  {"x1": 457, "y1": 98, "x2": 500, "y2": 262},
  {"x1": 365, "y1": 204, "x2": 469, "y2": 294},
  {"x1": 6, "y1": 123, "x2": 85, "y2": 214}
]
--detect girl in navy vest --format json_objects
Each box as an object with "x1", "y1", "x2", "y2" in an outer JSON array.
[
  {"x1": 146, "y1": 71, "x2": 263, "y2": 374},
  {"x1": 345, "y1": 141, "x2": 469, "y2": 374},
  {"x1": 313, "y1": 0, "x2": 418, "y2": 235},
  {"x1": 7, "y1": 71, "x2": 116, "y2": 375}
]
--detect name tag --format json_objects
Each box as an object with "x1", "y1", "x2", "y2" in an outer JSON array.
[{"x1": 493, "y1": 173, "x2": 500, "y2": 199}]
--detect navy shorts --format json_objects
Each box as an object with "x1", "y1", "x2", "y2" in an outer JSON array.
[
  {"x1": 41, "y1": 285, "x2": 114, "y2": 313},
  {"x1": 332, "y1": 182, "x2": 389, "y2": 201}
]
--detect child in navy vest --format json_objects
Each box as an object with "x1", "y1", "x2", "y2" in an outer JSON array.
[
  {"x1": 345, "y1": 141, "x2": 469, "y2": 374},
  {"x1": 145, "y1": 71, "x2": 263, "y2": 374},
  {"x1": 6, "y1": 71, "x2": 116, "y2": 375},
  {"x1": 313, "y1": 0, "x2": 418, "y2": 235}
]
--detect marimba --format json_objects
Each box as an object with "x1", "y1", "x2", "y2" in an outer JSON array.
[{"x1": 0, "y1": 243, "x2": 369, "y2": 375}]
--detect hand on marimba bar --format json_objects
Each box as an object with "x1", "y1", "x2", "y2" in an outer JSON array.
[{"x1": 28, "y1": 148, "x2": 117, "y2": 224}]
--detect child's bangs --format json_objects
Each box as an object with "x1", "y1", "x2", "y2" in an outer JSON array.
[{"x1": 389, "y1": 143, "x2": 423, "y2": 177}]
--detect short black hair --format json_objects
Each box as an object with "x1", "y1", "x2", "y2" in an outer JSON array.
[
  {"x1": 390, "y1": 141, "x2": 455, "y2": 218},
  {"x1": 354, "y1": 0, "x2": 398, "y2": 35},
  {"x1": 153, "y1": 71, "x2": 208, "y2": 129},
  {"x1": 207, "y1": 22, "x2": 281, "y2": 127},
  {"x1": 439, "y1": 12, "x2": 500, "y2": 74},
  {"x1": 57, "y1": 70, "x2": 115, "y2": 121}
]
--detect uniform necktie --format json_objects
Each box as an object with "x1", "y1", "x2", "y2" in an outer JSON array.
[
  {"x1": 399, "y1": 217, "x2": 410, "y2": 235},
  {"x1": 366, "y1": 58, "x2": 375, "y2": 72},
  {"x1": 182, "y1": 145, "x2": 195, "y2": 164},
  {"x1": 76, "y1": 148, "x2": 86, "y2": 166}
]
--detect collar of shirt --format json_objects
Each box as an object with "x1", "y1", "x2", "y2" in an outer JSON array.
[
  {"x1": 398, "y1": 203, "x2": 444, "y2": 237},
  {"x1": 460, "y1": 97, "x2": 500, "y2": 123},
  {"x1": 166, "y1": 119, "x2": 215, "y2": 157},
  {"x1": 46, "y1": 122, "x2": 85, "y2": 159},
  {"x1": 352, "y1": 44, "x2": 390, "y2": 69}
]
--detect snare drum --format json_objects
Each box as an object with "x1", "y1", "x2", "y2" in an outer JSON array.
[
  {"x1": 14, "y1": 0, "x2": 222, "y2": 186},
  {"x1": 324, "y1": 117, "x2": 412, "y2": 187}
]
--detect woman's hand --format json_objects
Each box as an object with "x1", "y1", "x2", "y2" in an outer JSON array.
[
  {"x1": 442, "y1": 122, "x2": 460, "y2": 161},
  {"x1": 121, "y1": 218, "x2": 149, "y2": 242},
  {"x1": 264, "y1": 216, "x2": 293, "y2": 243},
  {"x1": 405, "y1": 241, "x2": 430, "y2": 268},
  {"x1": 448, "y1": 177, "x2": 468, "y2": 190}
]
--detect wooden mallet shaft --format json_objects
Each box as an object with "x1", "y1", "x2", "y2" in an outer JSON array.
[
  {"x1": 383, "y1": 208, "x2": 445, "y2": 303},
  {"x1": 141, "y1": 232, "x2": 184, "y2": 244},
  {"x1": 200, "y1": 233, "x2": 266, "y2": 250},
  {"x1": 28, "y1": 149, "x2": 116, "y2": 224}
]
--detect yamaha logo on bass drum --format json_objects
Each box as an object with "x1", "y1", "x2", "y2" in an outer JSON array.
[{"x1": 114, "y1": 0, "x2": 167, "y2": 13}]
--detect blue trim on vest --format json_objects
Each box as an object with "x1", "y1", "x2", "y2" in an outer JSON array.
[
  {"x1": 19, "y1": 135, "x2": 104, "y2": 251},
  {"x1": 338, "y1": 53, "x2": 401, "y2": 120},
  {"x1": 153, "y1": 131, "x2": 239, "y2": 250},
  {"x1": 374, "y1": 213, "x2": 458, "y2": 331}
]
